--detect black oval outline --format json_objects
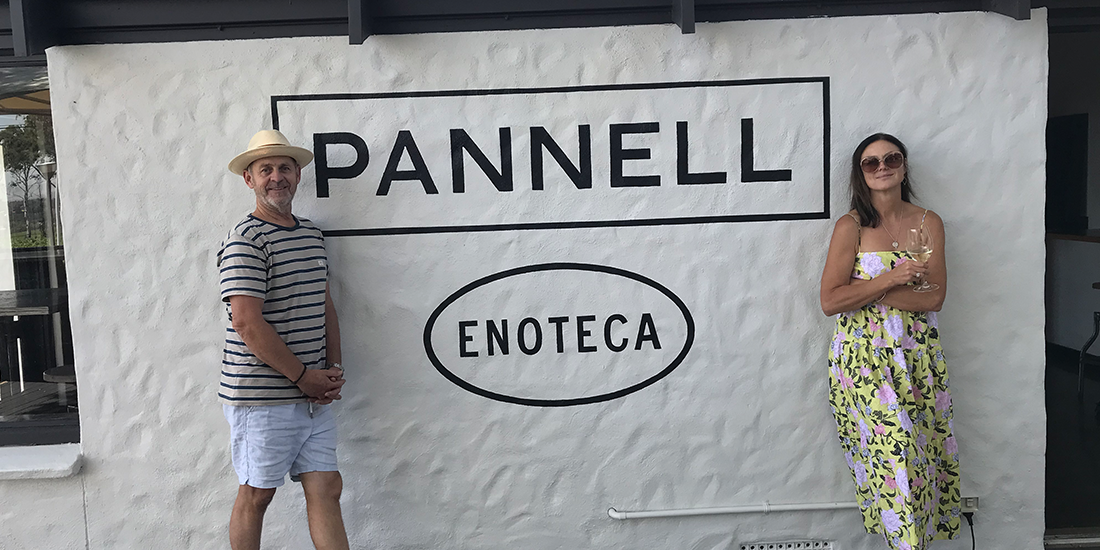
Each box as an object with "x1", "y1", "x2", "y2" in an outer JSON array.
[{"x1": 423, "y1": 262, "x2": 695, "y2": 407}]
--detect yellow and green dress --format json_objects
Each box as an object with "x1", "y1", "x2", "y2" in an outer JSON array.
[{"x1": 829, "y1": 250, "x2": 961, "y2": 550}]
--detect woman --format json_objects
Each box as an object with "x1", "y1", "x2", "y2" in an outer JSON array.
[{"x1": 819, "y1": 133, "x2": 960, "y2": 549}]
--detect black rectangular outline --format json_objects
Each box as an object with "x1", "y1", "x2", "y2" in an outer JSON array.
[{"x1": 271, "y1": 77, "x2": 830, "y2": 237}]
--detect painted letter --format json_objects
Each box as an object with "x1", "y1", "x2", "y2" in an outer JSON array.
[
  {"x1": 487, "y1": 319, "x2": 509, "y2": 356},
  {"x1": 576, "y1": 315, "x2": 597, "y2": 353},
  {"x1": 451, "y1": 128, "x2": 513, "y2": 193},
  {"x1": 517, "y1": 317, "x2": 543, "y2": 355},
  {"x1": 610, "y1": 122, "x2": 660, "y2": 187},
  {"x1": 378, "y1": 130, "x2": 439, "y2": 195},
  {"x1": 634, "y1": 313, "x2": 662, "y2": 350},
  {"x1": 531, "y1": 125, "x2": 592, "y2": 190},
  {"x1": 740, "y1": 118, "x2": 792, "y2": 183},
  {"x1": 459, "y1": 320, "x2": 478, "y2": 357},
  {"x1": 677, "y1": 121, "x2": 726, "y2": 185},
  {"x1": 314, "y1": 132, "x2": 369, "y2": 198},
  {"x1": 547, "y1": 316, "x2": 569, "y2": 353},
  {"x1": 604, "y1": 314, "x2": 628, "y2": 352}
]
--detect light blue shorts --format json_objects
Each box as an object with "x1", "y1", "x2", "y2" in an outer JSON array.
[{"x1": 223, "y1": 403, "x2": 338, "y2": 489}]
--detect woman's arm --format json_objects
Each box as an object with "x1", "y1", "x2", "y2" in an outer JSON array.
[
  {"x1": 820, "y1": 215, "x2": 926, "y2": 316},
  {"x1": 879, "y1": 210, "x2": 947, "y2": 312}
]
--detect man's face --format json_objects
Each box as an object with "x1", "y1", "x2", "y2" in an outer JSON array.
[{"x1": 243, "y1": 156, "x2": 301, "y2": 213}]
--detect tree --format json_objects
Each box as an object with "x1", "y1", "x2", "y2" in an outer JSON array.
[{"x1": 0, "y1": 115, "x2": 53, "y2": 237}]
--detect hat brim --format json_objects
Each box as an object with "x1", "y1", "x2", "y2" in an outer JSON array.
[{"x1": 228, "y1": 145, "x2": 314, "y2": 175}]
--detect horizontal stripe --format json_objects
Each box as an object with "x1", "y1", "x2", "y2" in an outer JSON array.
[
  {"x1": 264, "y1": 288, "x2": 326, "y2": 305},
  {"x1": 239, "y1": 221, "x2": 267, "y2": 236},
  {"x1": 279, "y1": 325, "x2": 325, "y2": 337},
  {"x1": 225, "y1": 338, "x2": 324, "y2": 353},
  {"x1": 220, "y1": 253, "x2": 265, "y2": 263},
  {"x1": 220, "y1": 370, "x2": 284, "y2": 379},
  {"x1": 269, "y1": 311, "x2": 326, "y2": 325},
  {"x1": 270, "y1": 244, "x2": 325, "y2": 256},
  {"x1": 263, "y1": 299, "x2": 325, "y2": 316},
  {"x1": 218, "y1": 393, "x2": 306, "y2": 403},
  {"x1": 222, "y1": 275, "x2": 265, "y2": 284},
  {"x1": 220, "y1": 381, "x2": 298, "y2": 391},
  {"x1": 221, "y1": 289, "x2": 265, "y2": 299},
  {"x1": 220, "y1": 264, "x2": 266, "y2": 274},
  {"x1": 222, "y1": 360, "x2": 269, "y2": 367},
  {"x1": 268, "y1": 234, "x2": 324, "y2": 247},
  {"x1": 269, "y1": 265, "x2": 326, "y2": 281},
  {"x1": 259, "y1": 224, "x2": 304, "y2": 236},
  {"x1": 286, "y1": 335, "x2": 326, "y2": 346},
  {"x1": 271, "y1": 254, "x2": 327, "y2": 269},
  {"x1": 268, "y1": 277, "x2": 326, "y2": 294},
  {"x1": 219, "y1": 240, "x2": 264, "y2": 255},
  {"x1": 235, "y1": 217, "x2": 265, "y2": 231},
  {"x1": 227, "y1": 325, "x2": 325, "y2": 337},
  {"x1": 222, "y1": 343, "x2": 325, "y2": 358}
]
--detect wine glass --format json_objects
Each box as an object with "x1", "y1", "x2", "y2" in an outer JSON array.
[{"x1": 906, "y1": 227, "x2": 939, "y2": 293}]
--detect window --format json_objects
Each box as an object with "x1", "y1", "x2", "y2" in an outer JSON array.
[{"x1": 0, "y1": 65, "x2": 76, "y2": 446}]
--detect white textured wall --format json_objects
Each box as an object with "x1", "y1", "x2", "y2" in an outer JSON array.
[
  {"x1": 5, "y1": 10, "x2": 1047, "y2": 550},
  {"x1": 0, "y1": 477, "x2": 85, "y2": 549}
]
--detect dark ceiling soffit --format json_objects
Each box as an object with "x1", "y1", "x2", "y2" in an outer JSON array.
[
  {"x1": 11, "y1": 0, "x2": 58, "y2": 57},
  {"x1": 349, "y1": 0, "x2": 372, "y2": 45},
  {"x1": 673, "y1": 0, "x2": 696, "y2": 33},
  {"x1": 982, "y1": 0, "x2": 1032, "y2": 20},
  {"x1": 0, "y1": 0, "x2": 1057, "y2": 60}
]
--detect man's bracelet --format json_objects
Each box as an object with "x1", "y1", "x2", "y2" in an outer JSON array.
[{"x1": 291, "y1": 365, "x2": 307, "y2": 384}]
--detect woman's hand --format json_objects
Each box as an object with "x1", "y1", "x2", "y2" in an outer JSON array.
[{"x1": 883, "y1": 258, "x2": 927, "y2": 288}]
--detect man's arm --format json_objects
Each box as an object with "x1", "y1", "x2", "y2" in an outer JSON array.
[
  {"x1": 308, "y1": 285, "x2": 344, "y2": 404},
  {"x1": 325, "y1": 285, "x2": 341, "y2": 367},
  {"x1": 229, "y1": 294, "x2": 343, "y2": 399}
]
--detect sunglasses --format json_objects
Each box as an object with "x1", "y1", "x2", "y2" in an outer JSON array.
[{"x1": 860, "y1": 152, "x2": 905, "y2": 173}]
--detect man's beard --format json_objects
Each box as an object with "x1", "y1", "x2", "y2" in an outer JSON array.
[{"x1": 259, "y1": 190, "x2": 293, "y2": 214}]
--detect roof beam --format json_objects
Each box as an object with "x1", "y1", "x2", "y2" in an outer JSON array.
[
  {"x1": 11, "y1": 0, "x2": 59, "y2": 57},
  {"x1": 349, "y1": 0, "x2": 373, "y2": 44},
  {"x1": 673, "y1": 0, "x2": 695, "y2": 34},
  {"x1": 982, "y1": 0, "x2": 1031, "y2": 20}
]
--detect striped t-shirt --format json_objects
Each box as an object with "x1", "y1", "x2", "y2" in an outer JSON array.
[{"x1": 217, "y1": 214, "x2": 329, "y2": 406}]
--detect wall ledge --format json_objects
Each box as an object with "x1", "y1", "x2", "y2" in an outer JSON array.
[{"x1": 0, "y1": 443, "x2": 82, "y2": 480}]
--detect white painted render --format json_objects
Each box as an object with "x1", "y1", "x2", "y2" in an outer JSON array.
[{"x1": 3, "y1": 9, "x2": 1047, "y2": 549}]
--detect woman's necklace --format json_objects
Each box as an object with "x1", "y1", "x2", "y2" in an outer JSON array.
[{"x1": 881, "y1": 218, "x2": 901, "y2": 249}]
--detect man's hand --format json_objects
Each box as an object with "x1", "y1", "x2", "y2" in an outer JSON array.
[
  {"x1": 307, "y1": 367, "x2": 345, "y2": 405},
  {"x1": 297, "y1": 367, "x2": 345, "y2": 401}
]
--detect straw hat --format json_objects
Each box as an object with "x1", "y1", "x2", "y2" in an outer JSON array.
[{"x1": 228, "y1": 129, "x2": 314, "y2": 175}]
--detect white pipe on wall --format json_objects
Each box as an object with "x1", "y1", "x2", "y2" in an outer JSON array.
[{"x1": 607, "y1": 501, "x2": 859, "y2": 520}]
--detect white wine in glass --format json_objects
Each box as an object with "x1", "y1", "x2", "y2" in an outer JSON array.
[{"x1": 906, "y1": 227, "x2": 938, "y2": 292}]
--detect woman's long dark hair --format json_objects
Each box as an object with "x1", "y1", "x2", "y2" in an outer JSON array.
[{"x1": 849, "y1": 133, "x2": 915, "y2": 228}]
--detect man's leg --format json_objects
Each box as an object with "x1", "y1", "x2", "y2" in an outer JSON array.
[
  {"x1": 230, "y1": 484, "x2": 277, "y2": 550},
  {"x1": 299, "y1": 471, "x2": 349, "y2": 550}
]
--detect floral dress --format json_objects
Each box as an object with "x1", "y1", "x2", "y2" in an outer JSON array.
[{"x1": 829, "y1": 250, "x2": 961, "y2": 550}]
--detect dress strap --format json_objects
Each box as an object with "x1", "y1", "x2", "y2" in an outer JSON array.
[
  {"x1": 846, "y1": 212, "x2": 861, "y2": 253},
  {"x1": 920, "y1": 209, "x2": 928, "y2": 231}
]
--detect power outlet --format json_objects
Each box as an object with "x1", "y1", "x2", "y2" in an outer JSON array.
[{"x1": 961, "y1": 496, "x2": 979, "y2": 513}]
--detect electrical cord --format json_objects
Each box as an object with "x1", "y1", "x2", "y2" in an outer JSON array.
[{"x1": 963, "y1": 511, "x2": 976, "y2": 550}]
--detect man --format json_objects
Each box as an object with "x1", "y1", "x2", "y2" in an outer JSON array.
[{"x1": 218, "y1": 129, "x2": 349, "y2": 550}]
